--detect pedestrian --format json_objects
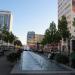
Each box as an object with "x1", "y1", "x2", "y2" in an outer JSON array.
[{"x1": 48, "y1": 53, "x2": 51, "y2": 59}]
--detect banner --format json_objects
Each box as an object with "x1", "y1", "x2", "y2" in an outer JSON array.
[{"x1": 72, "y1": 0, "x2": 75, "y2": 13}]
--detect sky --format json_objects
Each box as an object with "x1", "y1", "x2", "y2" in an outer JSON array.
[{"x1": 0, "y1": 0, "x2": 58, "y2": 45}]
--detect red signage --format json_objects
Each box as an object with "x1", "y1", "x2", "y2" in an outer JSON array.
[{"x1": 72, "y1": 0, "x2": 75, "y2": 13}]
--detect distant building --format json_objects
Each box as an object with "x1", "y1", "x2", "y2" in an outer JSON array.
[
  {"x1": 35, "y1": 34, "x2": 44, "y2": 44},
  {"x1": 27, "y1": 31, "x2": 44, "y2": 50},
  {"x1": 0, "y1": 10, "x2": 12, "y2": 32},
  {"x1": 27, "y1": 31, "x2": 35, "y2": 46},
  {"x1": 34, "y1": 34, "x2": 44, "y2": 51}
]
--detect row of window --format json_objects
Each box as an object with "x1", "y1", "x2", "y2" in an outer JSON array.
[
  {"x1": 58, "y1": 2, "x2": 71, "y2": 14},
  {"x1": 58, "y1": 0, "x2": 71, "y2": 12},
  {"x1": 58, "y1": 3, "x2": 71, "y2": 19},
  {"x1": 58, "y1": 0, "x2": 70, "y2": 8}
]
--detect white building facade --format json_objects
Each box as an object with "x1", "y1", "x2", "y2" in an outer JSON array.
[
  {"x1": 58, "y1": 0, "x2": 75, "y2": 52},
  {"x1": 58, "y1": 0, "x2": 75, "y2": 36},
  {"x1": 0, "y1": 10, "x2": 12, "y2": 32}
]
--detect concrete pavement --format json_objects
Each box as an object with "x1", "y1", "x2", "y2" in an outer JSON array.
[{"x1": 0, "y1": 56, "x2": 13, "y2": 75}]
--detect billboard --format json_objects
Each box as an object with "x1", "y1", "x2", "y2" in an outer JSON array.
[{"x1": 72, "y1": 0, "x2": 75, "y2": 13}]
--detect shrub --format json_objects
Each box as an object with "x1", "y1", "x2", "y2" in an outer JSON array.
[
  {"x1": 16, "y1": 50, "x2": 22, "y2": 59},
  {"x1": 50, "y1": 53, "x2": 56, "y2": 60},
  {"x1": 7, "y1": 53, "x2": 17, "y2": 63},
  {"x1": 70, "y1": 52, "x2": 75, "y2": 68},
  {"x1": 55, "y1": 53, "x2": 69, "y2": 64}
]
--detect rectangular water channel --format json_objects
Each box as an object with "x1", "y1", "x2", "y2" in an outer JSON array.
[{"x1": 11, "y1": 51, "x2": 75, "y2": 75}]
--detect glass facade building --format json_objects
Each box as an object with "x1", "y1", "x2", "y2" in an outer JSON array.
[
  {"x1": 58, "y1": 0, "x2": 75, "y2": 37},
  {"x1": 0, "y1": 11, "x2": 12, "y2": 32}
]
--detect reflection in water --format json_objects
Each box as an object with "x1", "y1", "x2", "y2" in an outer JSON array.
[{"x1": 21, "y1": 51, "x2": 70, "y2": 71}]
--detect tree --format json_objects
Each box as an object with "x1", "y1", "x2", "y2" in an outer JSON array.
[
  {"x1": 45, "y1": 29, "x2": 51, "y2": 44},
  {"x1": 2, "y1": 18, "x2": 10, "y2": 43},
  {"x1": 41, "y1": 37, "x2": 47, "y2": 46},
  {"x1": 41, "y1": 21, "x2": 60, "y2": 45},
  {"x1": 14, "y1": 40, "x2": 22, "y2": 46},
  {"x1": 49, "y1": 22, "x2": 57, "y2": 43},
  {"x1": 58, "y1": 16, "x2": 71, "y2": 41},
  {"x1": 9, "y1": 32, "x2": 17, "y2": 44},
  {"x1": 54, "y1": 30, "x2": 61, "y2": 43},
  {"x1": 73, "y1": 18, "x2": 75, "y2": 27},
  {"x1": 2, "y1": 25, "x2": 17, "y2": 44},
  {"x1": 2, "y1": 29, "x2": 9, "y2": 42},
  {"x1": 58, "y1": 16, "x2": 71, "y2": 55},
  {"x1": 41, "y1": 28, "x2": 50, "y2": 46}
]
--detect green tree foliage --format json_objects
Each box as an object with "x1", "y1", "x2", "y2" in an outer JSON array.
[
  {"x1": 9, "y1": 32, "x2": 16, "y2": 43},
  {"x1": 73, "y1": 18, "x2": 75, "y2": 27},
  {"x1": 41, "y1": 38, "x2": 46, "y2": 46},
  {"x1": 45, "y1": 29, "x2": 51, "y2": 44},
  {"x1": 2, "y1": 25, "x2": 17, "y2": 44},
  {"x1": 14, "y1": 40, "x2": 22, "y2": 46},
  {"x1": 49, "y1": 22, "x2": 57, "y2": 43},
  {"x1": 41, "y1": 21, "x2": 61, "y2": 46},
  {"x1": 41, "y1": 16, "x2": 70, "y2": 46},
  {"x1": 58, "y1": 16, "x2": 70, "y2": 41},
  {"x1": 54, "y1": 30, "x2": 61, "y2": 43},
  {"x1": 2, "y1": 25, "x2": 9, "y2": 42}
]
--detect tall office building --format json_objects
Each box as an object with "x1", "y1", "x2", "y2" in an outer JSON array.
[
  {"x1": 0, "y1": 10, "x2": 12, "y2": 32},
  {"x1": 58, "y1": 0, "x2": 75, "y2": 51},
  {"x1": 58, "y1": 0, "x2": 75, "y2": 37}
]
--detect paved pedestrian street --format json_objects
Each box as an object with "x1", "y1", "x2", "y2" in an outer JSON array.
[{"x1": 0, "y1": 56, "x2": 12, "y2": 75}]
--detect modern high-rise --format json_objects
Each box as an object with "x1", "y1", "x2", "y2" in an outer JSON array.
[
  {"x1": 58, "y1": 0, "x2": 75, "y2": 51},
  {"x1": 0, "y1": 10, "x2": 12, "y2": 32},
  {"x1": 58, "y1": 0, "x2": 75, "y2": 37}
]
